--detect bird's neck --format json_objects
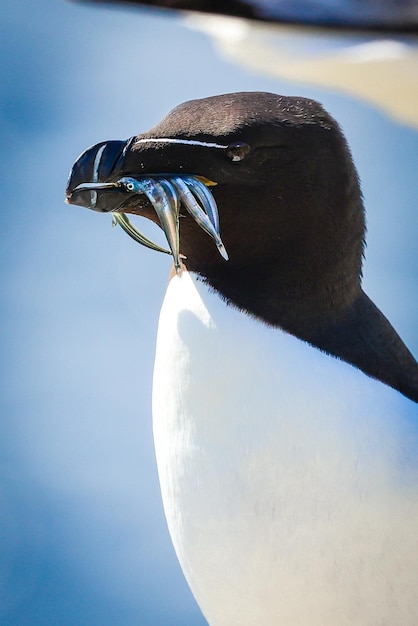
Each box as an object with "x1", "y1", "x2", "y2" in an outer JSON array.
[
  {"x1": 193, "y1": 267, "x2": 418, "y2": 403},
  {"x1": 308, "y1": 292, "x2": 418, "y2": 402}
]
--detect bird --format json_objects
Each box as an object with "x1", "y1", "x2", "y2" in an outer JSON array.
[{"x1": 66, "y1": 92, "x2": 418, "y2": 625}]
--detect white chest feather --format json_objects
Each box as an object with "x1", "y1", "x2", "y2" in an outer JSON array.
[{"x1": 152, "y1": 272, "x2": 418, "y2": 626}]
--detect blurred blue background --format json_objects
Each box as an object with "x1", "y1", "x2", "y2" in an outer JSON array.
[{"x1": 1, "y1": 1, "x2": 416, "y2": 624}]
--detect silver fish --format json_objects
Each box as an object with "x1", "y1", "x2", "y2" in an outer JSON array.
[
  {"x1": 112, "y1": 213, "x2": 172, "y2": 256},
  {"x1": 171, "y1": 177, "x2": 229, "y2": 261},
  {"x1": 119, "y1": 177, "x2": 181, "y2": 271},
  {"x1": 182, "y1": 176, "x2": 220, "y2": 234},
  {"x1": 74, "y1": 175, "x2": 228, "y2": 267}
]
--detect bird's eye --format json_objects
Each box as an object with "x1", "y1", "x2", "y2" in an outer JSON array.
[
  {"x1": 126, "y1": 182, "x2": 135, "y2": 191},
  {"x1": 225, "y1": 142, "x2": 250, "y2": 162}
]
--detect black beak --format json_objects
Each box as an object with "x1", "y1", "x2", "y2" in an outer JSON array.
[
  {"x1": 66, "y1": 139, "x2": 132, "y2": 212},
  {"x1": 66, "y1": 135, "x2": 228, "y2": 267}
]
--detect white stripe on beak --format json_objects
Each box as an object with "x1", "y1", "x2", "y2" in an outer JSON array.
[{"x1": 91, "y1": 143, "x2": 107, "y2": 207}]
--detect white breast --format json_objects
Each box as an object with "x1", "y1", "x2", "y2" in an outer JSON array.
[{"x1": 152, "y1": 271, "x2": 418, "y2": 626}]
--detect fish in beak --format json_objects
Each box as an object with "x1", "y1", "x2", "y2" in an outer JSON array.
[{"x1": 66, "y1": 139, "x2": 228, "y2": 272}]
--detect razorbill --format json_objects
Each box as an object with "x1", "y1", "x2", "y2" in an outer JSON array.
[{"x1": 66, "y1": 92, "x2": 418, "y2": 625}]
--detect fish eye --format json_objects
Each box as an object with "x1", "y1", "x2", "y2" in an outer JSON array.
[
  {"x1": 125, "y1": 182, "x2": 135, "y2": 191},
  {"x1": 225, "y1": 142, "x2": 251, "y2": 162}
]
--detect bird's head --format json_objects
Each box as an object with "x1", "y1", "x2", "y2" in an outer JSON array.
[{"x1": 66, "y1": 92, "x2": 365, "y2": 326}]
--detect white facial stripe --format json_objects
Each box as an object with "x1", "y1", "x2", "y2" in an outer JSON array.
[
  {"x1": 91, "y1": 143, "x2": 107, "y2": 207},
  {"x1": 93, "y1": 144, "x2": 107, "y2": 182},
  {"x1": 134, "y1": 138, "x2": 228, "y2": 150}
]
